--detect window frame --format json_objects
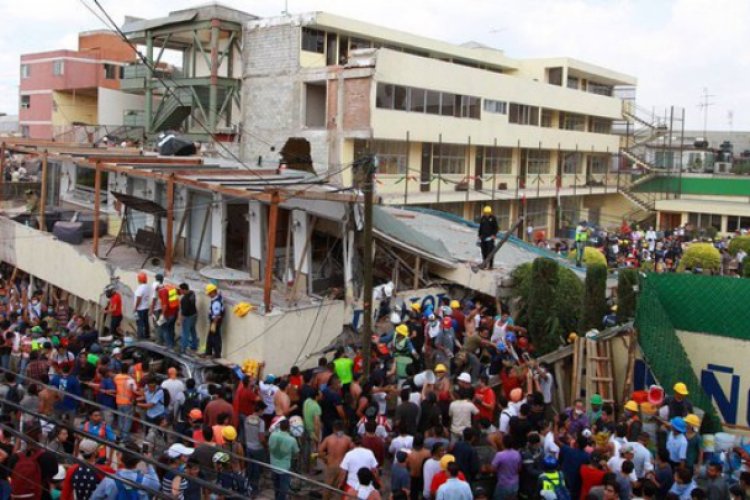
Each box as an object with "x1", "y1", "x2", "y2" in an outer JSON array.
[
  {"x1": 432, "y1": 143, "x2": 467, "y2": 175},
  {"x1": 20, "y1": 95, "x2": 31, "y2": 110},
  {"x1": 20, "y1": 64, "x2": 30, "y2": 79},
  {"x1": 52, "y1": 60, "x2": 64, "y2": 76},
  {"x1": 483, "y1": 99, "x2": 507, "y2": 115},
  {"x1": 525, "y1": 149, "x2": 551, "y2": 175},
  {"x1": 301, "y1": 27, "x2": 326, "y2": 54},
  {"x1": 484, "y1": 147, "x2": 513, "y2": 175}
]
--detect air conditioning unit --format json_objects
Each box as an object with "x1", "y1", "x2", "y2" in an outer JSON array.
[{"x1": 715, "y1": 162, "x2": 731, "y2": 174}]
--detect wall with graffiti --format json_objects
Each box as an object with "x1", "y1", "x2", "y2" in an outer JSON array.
[{"x1": 350, "y1": 287, "x2": 448, "y2": 330}]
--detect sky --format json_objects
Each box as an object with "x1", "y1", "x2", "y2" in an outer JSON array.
[{"x1": 3, "y1": 0, "x2": 749, "y2": 130}]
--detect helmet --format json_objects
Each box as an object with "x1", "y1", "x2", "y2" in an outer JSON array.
[
  {"x1": 542, "y1": 456, "x2": 558, "y2": 471},
  {"x1": 442, "y1": 317, "x2": 453, "y2": 329},
  {"x1": 450, "y1": 300, "x2": 460, "y2": 309},
  {"x1": 673, "y1": 382, "x2": 689, "y2": 396},
  {"x1": 395, "y1": 324, "x2": 409, "y2": 337},
  {"x1": 670, "y1": 417, "x2": 687, "y2": 433},
  {"x1": 222, "y1": 426, "x2": 237, "y2": 441},
  {"x1": 137, "y1": 272, "x2": 147, "y2": 284},
  {"x1": 590, "y1": 394, "x2": 603, "y2": 406},
  {"x1": 205, "y1": 284, "x2": 218, "y2": 295},
  {"x1": 434, "y1": 363, "x2": 447, "y2": 373},
  {"x1": 510, "y1": 388, "x2": 523, "y2": 403},
  {"x1": 483, "y1": 206, "x2": 492, "y2": 215},
  {"x1": 611, "y1": 305, "x2": 618, "y2": 312},
  {"x1": 439, "y1": 454, "x2": 455, "y2": 470},
  {"x1": 188, "y1": 409, "x2": 203, "y2": 421},
  {"x1": 684, "y1": 414, "x2": 701, "y2": 429},
  {"x1": 212, "y1": 451, "x2": 230, "y2": 464},
  {"x1": 568, "y1": 332, "x2": 578, "y2": 343},
  {"x1": 410, "y1": 303, "x2": 421, "y2": 312},
  {"x1": 624, "y1": 400, "x2": 639, "y2": 413}
]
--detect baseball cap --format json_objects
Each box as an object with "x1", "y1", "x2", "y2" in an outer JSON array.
[
  {"x1": 457, "y1": 372, "x2": 472, "y2": 384},
  {"x1": 79, "y1": 439, "x2": 99, "y2": 457},
  {"x1": 111, "y1": 347, "x2": 122, "y2": 356},
  {"x1": 167, "y1": 443, "x2": 195, "y2": 459}
]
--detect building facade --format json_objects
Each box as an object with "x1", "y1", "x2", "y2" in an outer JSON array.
[{"x1": 19, "y1": 31, "x2": 142, "y2": 140}]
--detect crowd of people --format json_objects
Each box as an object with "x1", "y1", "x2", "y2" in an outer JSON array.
[{"x1": 0, "y1": 263, "x2": 749, "y2": 500}]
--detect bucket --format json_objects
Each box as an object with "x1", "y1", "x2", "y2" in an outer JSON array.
[
  {"x1": 414, "y1": 370, "x2": 436, "y2": 388},
  {"x1": 632, "y1": 390, "x2": 648, "y2": 404},
  {"x1": 648, "y1": 385, "x2": 665, "y2": 406},
  {"x1": 715, "y1": 432, "x2": 738, "y2": 452},
  {"x1": 703, "y1": 434, "x2": 716, "y2": 453},
  {"x1": 395, "y1": 356, "x2": 413, "y2": 378}
]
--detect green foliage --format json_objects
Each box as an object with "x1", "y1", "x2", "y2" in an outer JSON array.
[
  {"x1": 728, "y1": 236, "x2": 750, "y2": 256},
  {"x1": 640, "y1": 260, "x2": 655, "y2": 273},
  {"x1": 580, "y1": 263, "x2": 608, "y2": 332},
  {"x1": 511, "y1": 259, "x2": 583, "y2": 354},
  {"x1": 617, "y1": 269, "x2": 638, "y2": 319},
  {"x1": 676, "y1": 243, "x2": 721, "y2": 272},
  {"x1": 528, "y1": 258, "x2": 560, "y2": 355},
  {"x1": 568, "y1": 247, "x2": 608, "y2": 268},
  {"x1": 744, "y1": 261, "x2": 750, "y2": 279}
]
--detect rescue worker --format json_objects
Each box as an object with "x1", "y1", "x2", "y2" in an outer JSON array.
[
  {"x1": 663, "y1": 382, "x2": 693, "y2": 419},
  {"x1": 477, "y1": 206, "x2": 499, "y2": 269},
  {"x1": 575, "y1": 221, "x2": 590, "y2": 267},
  {"x1": 391, "y1": 324, "x2": 417, "y2": 379},
  {"x1": 205, "y1": 284, "x2": 225, "y2": 358},
  {"x1": 623, "y1": 400, "x2": 642, "y2": 442}
]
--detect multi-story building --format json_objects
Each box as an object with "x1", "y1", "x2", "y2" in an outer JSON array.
[
  {"x1": 19, "y1": 31, "x2": 142, "y2": 140},
  {"x1": 242, "y1": 12, "x2": 640, "y2": 237}
]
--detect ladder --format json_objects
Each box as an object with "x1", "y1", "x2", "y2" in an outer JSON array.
[{"x1": 571, "y1": 336, "x2": 616, "y2": 407}]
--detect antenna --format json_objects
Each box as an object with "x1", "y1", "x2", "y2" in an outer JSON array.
[
  {"x1": 728, "y1": 110, "x2": 734, "y2": 134},
  {"x1": 282, "y1": 0, "x2": 289, "y2": 16},
  {"x1": 697, "y1": 87, "x2": 715, "y2": 138}
]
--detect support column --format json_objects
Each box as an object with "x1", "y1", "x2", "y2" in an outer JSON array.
[
  {"x1": 291, "y1": 210, "x2": 310, "y2": 294},
  {"x1": 165, "y1": 174, "x2": 175, "y2": 273},
  {"x1": 248, "y1": 201, "x2": 263, "y2": 278},
  {"x1": 93, "y1": 162, "x2": 102, "y2": 258},
  {"x1": 145, "y1": 32, "x2": 153, "y2": 135},
  {"x1": 263, "y1": 191, "x2": 281, "y2": 313},
  {"x1": 38, "y1": 151, "x2": 48, "y2": 231},
  {"x1": 209, "y1": 19, "x2": 220, "y2": 133}
]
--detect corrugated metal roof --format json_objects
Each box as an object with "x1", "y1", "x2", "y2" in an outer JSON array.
[{"x1": 373, "y1": 206, "x2": 456, "y2": 267}]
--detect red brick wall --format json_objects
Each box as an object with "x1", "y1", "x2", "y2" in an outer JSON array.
[
  {"x1": 327, "y1": 77, "x2": 372, "y2": 130},
  {"x1": 78, "y1": 32, "x2": 136, "y2": 63}
]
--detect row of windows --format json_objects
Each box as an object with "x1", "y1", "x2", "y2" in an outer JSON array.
[
  {"x1": 20, "y1": 62, "x2": 123, "y2": 79},
  {"x1": 376, "y1": 83, "x2": 480, "y2": 119}
]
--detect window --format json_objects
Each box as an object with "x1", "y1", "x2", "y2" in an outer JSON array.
[
  {"x1": 525, "y1": 198, "x2": 549, "y2": 229},
  {"x1": 547, "y1": 67, "x2": 563, "y2": 86},
  {"x1": 376, "y1": 83, "x2": 394, "y2": 109},
  {"x1": 53, "y1": 60, "x2": 64, "y2": 76},
  {"x1": 525, "y1": 149, "x2": 551, "y2": 174},
  {"x1": 377, "y1": 83, "x2": 480, "y2": 119},
  {"x1": 727, "y1": 216, "x2": 750, "y2": 232},
  {"x1": 589, "y1": 117, "x2": 612, "y2": 134},
  {"x1": 589, "y1": 154, "x2": 610, "y2": 174},
  {"x1": 410, "y1": 88, "x2": 425, "y2": 112},
  {"x1": 587, "y1": 81, "x2": 613, "y2": 96},
  {"x1": 20, "y1": 95, "x2": 30, "y2": 110},
  {"x1": 687, "y1": 213, "x2": 721, "y2": 231},
  {"x1": 440, "y1": 92, "x2": 456, "y2": 117},
  {"x1": 509, "y1": 103, "x2": 539, "y2": 125},
  {"x1": 475, "y1": 201, "x2": 510, "y2": 229},
  {"x1": 394, "y1": 86, "x2": 408, "y2": 111},
  {"x1": 484, "y1": 147, "x2": 513, "y2": 174},
  {"x1": 302, "y1": 28, "x2": 325, "y2": 53},
  {"x1": 425, "y1": 90, "x2": 440, "y2": 114},
  {"x1": 20, "y1": 125, "x2": 29, "y2": 138},
  {"x1": 369, "y1": 140, "x2": 408, "y2": 175},
  {"x1": 349, "y1": 38, "x2": 372, "y2": 50},
  {"x1": 304, "y1": 82, "x2": 326, "y2": 127},
  {"x1": 560, "y1": 112, "x2": 585, "y2": 131},
  {"x1": 459, "y1": 96, "x2": 480, "y2": 118},
  {"x1": 562, "y1": 152, "x2": 581, "y2": 174},
  {"x1": 75, "y1": 165, "x2": 109, "y2": 199},
  {"x1": 104, "y1": 63, "x2": 118, "y2": 80},
  {"x1": 484, "y1": 99, "x2": 507, "y2": 114},
  {"x1": 567, "y1": 76, "x2": 579, "y2": 89},
  {"x1": 432, "y1": 143, "x2": 466, "y2": 174},
  {"x1": 20, "y1": 64, "x2": 30, "y2": 79},
  {"x1": 541, "y1": 109, "x2": 554, "y2": 128}
]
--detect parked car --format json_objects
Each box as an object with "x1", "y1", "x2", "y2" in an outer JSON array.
[{"x1": 121, "y1": 341, "x2": 236, "y2": 386}]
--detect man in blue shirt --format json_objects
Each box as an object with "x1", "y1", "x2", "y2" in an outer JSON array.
[
  {"x1": 51, "y1": 365, "x2": 81, "y2": 422},
  {"x1": 77, "y1": 408, "x2": 117, "y2": 463},
  {"x1": 90, "y1": 446, "x2": 159, "y2": 500},
  {"x1": 436, "y1": 462, "x2": 472, "y2": 500},
  {"x1": 137, "y1": 377, "x2": 166, "y2": 424}
]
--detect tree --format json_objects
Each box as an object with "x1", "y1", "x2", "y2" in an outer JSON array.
[
  {"x1": 568, "y1": 247, "x2": 608, "y2": 268},
  {"x1": 728, "y1": 236, "x2": 750, "y2": 256},
  {"x1": 527, "y1": 258, "x2": 560, "y2": 354},
  {"x1": 580, "y1": 263, "x2": 608, "y2": 332},
  {"x1": 617, "y1": 269, "x2": 638, "y2": 319},
  {"x1": 676, "y1": 243, "x2": 721, "y2": 273}
]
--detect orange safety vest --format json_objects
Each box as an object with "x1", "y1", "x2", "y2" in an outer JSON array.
[
  {"x1": 166, "y1": 285, "x2": 179, "y2": 309},
  {"x1": 114, "y1": 374, "x2": 134, "y2": 406},
  {"x1": 83, "y1": 422, "x2": 107, "y2": 458},
  {"x1": 132, "y1": 362, "x2": 144, "y2": 385}
]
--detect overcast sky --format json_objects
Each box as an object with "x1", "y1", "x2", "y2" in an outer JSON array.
[{"x1": 3, "y1": 0, "x2": 748, "y2": 130}]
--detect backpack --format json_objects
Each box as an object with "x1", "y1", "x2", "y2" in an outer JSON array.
[
  {"x1": 2, "y1": 384, "x2": 21, "y2": 415},
  {"x1": 159, "y1": 388, "x2": 171, "y2": 409},
  {"x1": 180, "y1": 389, "x2": 202, "y2": 421},
  {"x1": 10, "y1": 449, "x2": 44, "y2": 500},
  {"x1": 114, "y1": 471, "x2": 144, "y2": 500},
  {"x1": 541, "y1": 473, "x2": 571, "y2": 500}
]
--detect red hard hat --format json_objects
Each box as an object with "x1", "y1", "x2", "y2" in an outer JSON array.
[
  {"x1": 137, "y1": 272, "x2": 147, "y2": 284},
  {"x1": 442, "y1": 317, "x2": 453, "y2": 328}
]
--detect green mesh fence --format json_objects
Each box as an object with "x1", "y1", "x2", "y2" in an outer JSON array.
[{"x1": 634, "y1": 274, "x2": 730, "y2": 432}]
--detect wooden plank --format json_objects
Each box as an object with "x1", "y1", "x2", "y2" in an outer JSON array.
[
  {"x1": 413, "y1": 256, "x2": 421, "y2": 290},
  {"x1": 263, "y1": 191, "x2": 281, "y2": 312},
  {"x1": 622, "y1": 329, "x2": 638, "y2": 405}
]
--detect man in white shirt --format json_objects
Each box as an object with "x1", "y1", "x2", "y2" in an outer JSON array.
[
  {"x1": 133, "y1": 272, "x2": 151, "y2": 339},
  {"x1": 607, "y1": 444, "x2": 637, "y2": 482},
  {"x1": 388, "y1": 425, "x2": 414, "y2": 456},
  {"x1": 448, "y1": 389, "x2": 478, "y2": 442},
  {"x1": 160, "y1": 367, "x2": 185, "y2": 417},
  {"x1": 338, "y1": 439, "x2": 379, "y2": 492},
  {"x1": 630, "y1": 433, "x2": 655, "y2": 480},
  {"x1": 541, "y1": 420, "x2": 559, "y2": 459},
  {"x1": 423, "y1": 444, "x2": 445, "y2": 499}
]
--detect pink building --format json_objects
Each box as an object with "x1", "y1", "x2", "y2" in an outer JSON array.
[{"x1": 19, "y1": 31, "x2": 141, "y2": 139}]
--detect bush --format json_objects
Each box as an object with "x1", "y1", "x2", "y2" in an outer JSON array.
[
  {"x1": 527, "y1": 258, "x2": 560, "y2": 355},
  {"x1": 511, "y1": 259, "x2": 583, "y2": 354},
  {"x1": 728, "y1": 236, "x2": 750, "y2": 256},
  {"x1": 744, "y1": 261, "x2": 750, "y2": 279},
  {"x1": 677, "y1": 243, "x2": 721, "y2": 273},
  {"x1": 580, "y1": 264, "x2": 608, "y2": 332},
  {"x1": 617, "y1": 269, "x2": 638, "y2": 319},
  {"x1": 569, "y1": 247, "x2": 608, "y2": 268}
]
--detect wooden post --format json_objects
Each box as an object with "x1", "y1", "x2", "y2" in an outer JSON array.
[
  {"x1": 413, "y1": 256, "x2": 421, "y2": 290},
  {"x1": 263, "y1": 190, "x2": 281, "y2": 313},
  {"x1": 93, "y1": 161, "x2": 102, "y2": 258},
  {"x1": 165, "y1": 174, "x2": 175, "y2": 273},
  {"x1": 38, "y1": 151, "x2": 48, "y2": 231}
]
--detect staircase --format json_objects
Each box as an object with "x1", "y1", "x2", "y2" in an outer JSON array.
[{"x1": 571, "y1": 336, "x2": 616, "y2": 406}]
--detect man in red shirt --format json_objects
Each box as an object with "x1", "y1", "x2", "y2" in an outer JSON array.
[
  {"x1": 104, "y1": 286, "x2": 123, "y2": 337},
  {"x1": 474, "y1": 373, "x2": 496, "y2": 423},
  {"x1": 579, "y1": 452, "x2": 607, "y2": 499},
  {"x1": 157, "y1": 282, "x2": 179, "y2": 348}
]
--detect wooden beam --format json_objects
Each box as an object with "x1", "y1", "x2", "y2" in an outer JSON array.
[
  {"x1": 165, "y1": 174, "x2": 175, "y2": 273},
  {"x1": 38, "y1": 151, "x2": 49, "y2": 231},
  {"x1": 193, "y1": 203, "x2": 212, "y2": 271},
  {"x1": 174, "y1": 194, "x2": 193, "y2": 261},
  {"x1": 263, "y1": 191, "x2": 281, "y2": 312},
  {"x1": 93, "y1": 162, "x2": 102, "y2": 258},
  {"x1": 413, "y1": 256, "x2": 421, "y2": 290}
]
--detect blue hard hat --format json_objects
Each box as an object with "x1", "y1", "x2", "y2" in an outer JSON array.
[
  {"x1": 542, "y1": 456, "x2": 558, "y2": 470},
  {"x1": 671, "y1": 417, "x2": 687, "y2": 433}
]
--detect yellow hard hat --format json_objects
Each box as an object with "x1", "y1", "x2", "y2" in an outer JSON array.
[
  {"x1": 221, "y1": 425, "x2": 237, "y2": 441},
  {"x1": 395, "y1": 324, "x2": 409, "y2": 337},
  {"x1": 439, "y1": 454, "x2": 455, "y2": 470},
  {"x1": 624, "y1": 400, "x2": 639, "y2": 413},
  {"x1": 233, "y1": 302, "x2": 253, "y2": 317},
  {"x1": 611, "y1": 305, "x2": 618, "y2": 312},
  {"x1": 411, "y1": 302, "x2": 421, "y2": 311},
  {"x1": 450, "y1": 300, "x2": 460, "y2": 309},
  {"x1": 483, "y1": 206, "x2": 492, "y2": 215},
  {"x1": 205, "y1": 284, "x2": 218, "y2": 295},
  {"x1": 684, "y1": 414, "x2": 701, "y2": 429},
  {"x1": 673, "y1": 382, "x2": 689, "y2": 396},
  {"x1": 568, "y1": 332, "x2": 578, "y2": 343},
  {"x1": 434, "y1": 363, "x2": 447, "y2": 373}
]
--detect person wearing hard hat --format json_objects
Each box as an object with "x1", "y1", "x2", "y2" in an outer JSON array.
[
  {"x1": 449, "y1": 299, "x2": 466, "y2": 340},
  {"x1": 477, "y1": 206, "x2": 499, "y2": 269},
  {"x1": 587, "y1": 394, "x2": 604, "y2": 423},
  {"x1": 683, "y1": 414, "x2": 703, "y2": 472},
  {"x1": 205, "y1": 283, "x2": 225, "y2": 358},
  {"x1": 666, "y1": 416, "x2": 688, "y2": 469},
  {"x1": 574, "y1": 221, "x2": 590, "y2": 267},
  {"x1": 133, "y1": 271, "x2": 151, "y2": 339},
  {"x1": 602, "y1": 305, "x2": 617, "y2": 328},
  {"x1": 663, "y1": 382, "x2": 693, "y2": 420},
  {"x1": 622, "y1": 400, "x2": 643, "y2": 442}
]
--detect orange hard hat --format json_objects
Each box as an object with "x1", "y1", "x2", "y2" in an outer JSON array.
[{"x1": 137, "y1": 272, "x2": 147, "y2": 284}]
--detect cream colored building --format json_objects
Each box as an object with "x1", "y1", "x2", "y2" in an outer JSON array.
[{"x1": 243, "y1": 12, "x2": 639, "y2": 237}]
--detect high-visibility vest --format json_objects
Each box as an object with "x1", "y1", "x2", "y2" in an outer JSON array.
[
  {"x1": 83, "y1": 422, "x2": 107, "y2": 458},
  {"x1": 114, "y1": 374, "x2": 134, "y2": 406},
  {"x1": 575, "y1": 227, "x2": 588, "y2": 242},
  {"x1": 132, "y1": 362, "x2": 144, "y2": 384},
  {"x1": 166, "y1": 285, "x2": 179, "y2": 309}
]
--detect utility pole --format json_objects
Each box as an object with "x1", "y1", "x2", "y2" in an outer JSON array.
[{"x1": 359, "y1": 153, "x2": 377, "y2": 379}]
